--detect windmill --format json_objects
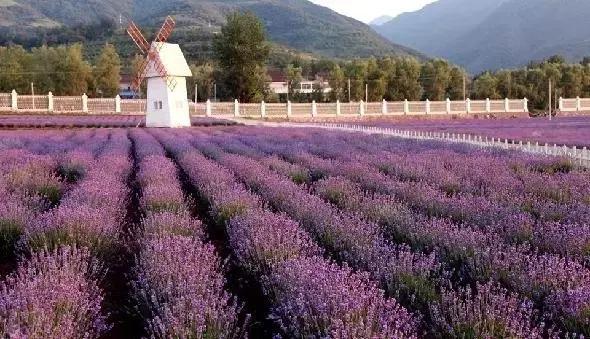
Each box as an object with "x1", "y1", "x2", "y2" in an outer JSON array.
[{"x1": 127, "y1": 16, "x2": 192, "y2": 128}]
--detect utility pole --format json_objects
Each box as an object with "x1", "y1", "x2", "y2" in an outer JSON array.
[
  {"x1": 286, "y1": 80, "x2": 290, "y2": 103},
  {"x1": 194, "y1": 84, "x2": 198, "y2": 103},
  {"x1": 214, "y1": 83, "x2": 217, "y2": 102},
  {"x1": 548, "y1": 79, "x2": 552, "y2": 121},
  {"x1": 31, "y1": 82, "x2": 35, "y2": 110},
  {"x1": 463, "y1": 76, "x2": 466, "y2": 101},
  {"x1": 365, "y1": 83, "x2": 368, "y2": 103},
  {"x1": 348, "y1": 78, "x2": 351, "y2": 103}
]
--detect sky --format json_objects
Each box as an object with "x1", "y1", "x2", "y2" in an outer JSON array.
[{"x1": 309, "y1": 0, "x2": 437, "y2": 23}]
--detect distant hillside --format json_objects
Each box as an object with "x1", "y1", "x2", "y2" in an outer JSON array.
[
  {"x1": 369, "y1": 15, "x2": 393, "y2": 26},
  {"x1": 0, "y1": 0, "x2": 423, "y2": 60},
  {"x1": 375, "y1": 0, "x2": 590, "y2": 72}
]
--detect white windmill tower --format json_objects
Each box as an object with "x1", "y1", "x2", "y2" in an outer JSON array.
[{"x1": 127, "y1": 16, "x2": 192, "y2": 128}]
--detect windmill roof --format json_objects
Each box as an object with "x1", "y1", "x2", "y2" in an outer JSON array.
[{"x1": 145, "y1": 42, "x2": 192, "y2": 78}]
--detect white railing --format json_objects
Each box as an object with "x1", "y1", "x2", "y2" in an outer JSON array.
[
  {"x1": 302, "y1": 123, "x2": 590, "y2": 168},
  {"x1": 0, "y1": 90, "x2": 534, "y2": 118},
  {"x1": 559, "y1": 97, "x2": 590, "y2": 112}
]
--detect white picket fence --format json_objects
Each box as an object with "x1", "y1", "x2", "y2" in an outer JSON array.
[
  {"x1": 0, "y1": 90, "x2": 530, "y2": 117},
  {"x1": 310, "y1": 123, "x2": 590, "y2": 168}
]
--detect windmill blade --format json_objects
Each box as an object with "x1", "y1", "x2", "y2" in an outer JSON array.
[
  {"x1": 131, "y1": 57, "x2": 149, "y2": 93},
  {"x1": 127, "y1": 21, "x2": 150, "y2": 55},
  {"x1": 155, "y1": 16, "x2": 176, "y2": 44},
  {"x1": 148, "y1": 48, "x2": 178, "y2": 91}
]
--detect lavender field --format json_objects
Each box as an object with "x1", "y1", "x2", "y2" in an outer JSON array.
[
  {"x1": 357, "y1": 116, "x2": 590, "y2": 148},
  {"x1": 0, "y1": 125, "x2": 589, "y2": 338}
]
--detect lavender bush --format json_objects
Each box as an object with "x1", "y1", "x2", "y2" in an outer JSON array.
[
  {"x1": 0, "y1": 246, "x2": 107, "y2": 338},
  {"x1": 265, "y1": 256, "x2": 419, "y2": 338},
  {"x1": 430, "y1": 282, "x2": 553, "y2": 338},
  {"x1": 133, "y1": 235, "x2": 245, "y2": 338}
]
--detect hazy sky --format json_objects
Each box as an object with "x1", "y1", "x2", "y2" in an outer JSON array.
[{"x1": 309, "y1": 0, "x2": 437, "y2": 23}]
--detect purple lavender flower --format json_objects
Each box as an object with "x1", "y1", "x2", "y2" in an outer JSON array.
[
  {"x1": 228, "y1": 208, "x2": 322, "y2": 275},
  {"x1": 265, "y1": 256, "x2": 419, "y2": 338},
  {"x1": 133, "y1": 234, "x2": 245, "y2": 338},
  {"x1": 0, "y1": 246, "x2": 108, "y2": 338},
  {"x1": 430, "y1": 282, "x2": 553, "y2": 338}
]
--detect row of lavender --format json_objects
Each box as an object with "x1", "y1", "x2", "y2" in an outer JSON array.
[
  {"x1": 0, "y1": 129, "x2": 131, "y2": 336},
  {"x1": 129, "y1": 129, "x2": 245, "y2": 337},
  {"x1": 179, "y1": 126, "x2": 590, "y2": 337},
  {"x1": 150, "y1": 129, "x2": 422, "y2": 337},
  {"x1": 0, "y1": 115, "x2": 237, "y2": 129}
]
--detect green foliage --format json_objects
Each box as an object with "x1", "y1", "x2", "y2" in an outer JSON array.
[
  {"x1": 188, "y1": 63, "x2": 215, "y2": 102},
  {"x1": 0, "y1": 44, "x2": 91, "y2": 95},
  {"x1": 213, "y1": 11, "x2": 270, "y2": 102},
  {"x1": 91, "y1": 43, "x2": 121, "y2": 97}
]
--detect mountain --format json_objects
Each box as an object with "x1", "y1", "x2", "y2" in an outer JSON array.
[
  {"x1": 0, "y1": 0, "x2": 422, "y2": 60},
  {"x1": 375, "y1": 0, "x2": 590, "y2": 72},
  {"x1": 369, "y1": 15, "x2": 393, "y2": 26}
]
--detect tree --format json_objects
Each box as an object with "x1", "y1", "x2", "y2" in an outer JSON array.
[
  {"x1": 188, "y1": 63, "x2": 215, "y2": 102},
  {"x1": 421, "y1": 59, "x2": 452, "y2": 100},
  {"x1": 366, "y1": 58, "x2": 386, "y2": 101},
  {"x1": 496, "y1": 70, "x2": 513, "y2": 98},
  {"x1": 447, "y1": 67, "x2": 466, "y2": 100},
  {"x1": 328, "y1": 64, "x2": 346, "y2": 102},
  {"x1": 473, "y1": 72, "x2": 499, "y2": 99},
  {"x1": 0, "y1": 46, "x2": 28, "y2": 92},
  {"x1": 343, "y1": 60, "x2": 367, "y2": 102},
  {"x1": 386, "y1": 57, "x2": 422, "y2": 101},
  {"x1": 51, "y1": 44, "x2": 91, "y2": 95},
  {"x1": 286, "y1": 64, "x2": 303, "y2": 102},
  {"x1": 92, "y1": 43, "x2": 121, "y2": 97},
  {"x1": 213, "y1": 11, "x2": 270, "y2": 102}
]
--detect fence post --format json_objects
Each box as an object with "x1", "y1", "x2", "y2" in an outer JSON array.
[
  {"x1": 312, "y1": 100, "x2": 317, "y2": 117},
  {"x1": 261, "y1": 101, "x2": 266, "y2": 118},
  {"x1": 446, "y1": 98, "x2": 451, "y2": 114},
  {"x1": 466, "y1": 98, "x2": 471, "y2": 114},
  {"x1": 404, "y1": 99, "x2": 409, "y2": 115},
  {"x1": 504, "y1": 98, "x2": 509, "y2": 112},
  {"x1": 234, "y1": 99, "x2": 240, "y2": 117},
  {"x1": 287, "y1": 100, "x2": 292, "y2": 118},
  {"x1": 11, "y1": 90, "x2": 17, "y2": 112},
  {"x1": 425, "y1": 99, "x2": 430, "y2": 114},
  {"x1": 48, "y1": 92, "x2": 54, "y2": 112},
  {"x1": 359, "y1": 100, "x2": 365, "y2": 116},
  {"x1": 206, "y1": 99, "x2": 212, "y2": 116},
  {"x1": 382, "y1": 99, "x2": 388, "y2": 115},
  {"x1": 115, "y1": 95, "x2": 121, "y2": 113},
  {"x1": 559, "y1": 97, "x2": 563, "y2": 111},
  {"x1": 336, "y1": 100, "x2": 341, "y2": 116},
  {"x1": 523, "y1": 98, "x2": 528, "y2": 112},
  {"x1": 82, "y1": 93, "x2": 88, "y2": 113},
  {"x1": 486, "y1": 98, "x2": 491, "y2": 112},
  {"x1": 576, "y1": 96, "x2": 582, "y2": 111}
]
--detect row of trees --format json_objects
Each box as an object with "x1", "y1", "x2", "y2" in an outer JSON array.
[
  {"x1": 471, "y1": 56, "x2": 590, "y2": 110},
  {"x1": 0, "y1": 43, "x2": 121, "y2": 97}
]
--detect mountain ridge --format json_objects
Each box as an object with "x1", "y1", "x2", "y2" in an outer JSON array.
[
  {"x1": 375, "y1": 0, "x2": 590, "y2": 72},
  {"x1": 0, "y1": 0, "x2": 424, "y2": 60}
]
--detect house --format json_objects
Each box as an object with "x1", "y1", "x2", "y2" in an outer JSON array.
[
  {"x1": 268, "y1": 69, "x2": 332, "y2": 96},
  {"x1": 119, "y1": 74, "x2": 138, "y2": 99}
]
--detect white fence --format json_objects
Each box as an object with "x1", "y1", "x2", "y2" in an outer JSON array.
[
  {"x1": 196, "y1": 98, "x2": 529, "y2": 118},
  {"x1": 0, "y1": 90, "x2": 530, "y2": 117},
  {"x1": 559, "y1": 97, "x2": 590, "y2": 111}
]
